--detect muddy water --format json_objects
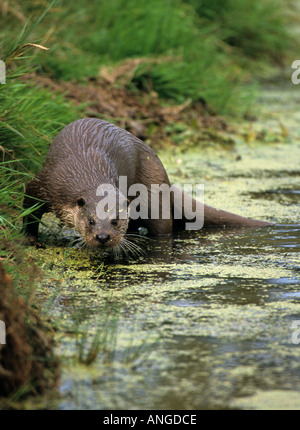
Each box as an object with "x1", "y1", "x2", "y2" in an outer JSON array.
[{"x1": 33, "y1": 85, "x2": 299, "y2": 410}]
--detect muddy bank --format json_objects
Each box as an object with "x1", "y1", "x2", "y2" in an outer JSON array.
[{"x1": 0, "y1": 261, "x2": 59, "y2": 401}]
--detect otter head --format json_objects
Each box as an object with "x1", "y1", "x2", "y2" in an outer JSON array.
[{"x1": 64, "y1": 187, "x2": 129, "y2": 249}]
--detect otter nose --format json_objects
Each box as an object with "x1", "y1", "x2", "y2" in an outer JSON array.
[{"x1": 96, "y1": 233, "x2": 111, "y2": 244}]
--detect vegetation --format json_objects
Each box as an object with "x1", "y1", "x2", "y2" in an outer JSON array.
[
  {"x1": 185, "y1": 0, "x2": 292, "y2": 62},
  {"x1": 1, "y1": 0, "x2": 295, "y2": 112}
]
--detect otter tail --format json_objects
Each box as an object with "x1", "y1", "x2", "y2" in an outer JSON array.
[{"x1": 171, "y1": 185, "x2": 271, "y2": 231}]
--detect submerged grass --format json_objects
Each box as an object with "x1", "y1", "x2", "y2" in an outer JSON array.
[
  {"x1": 73, "y1": 296, "x2": 119, "y2": 366},
  {"x1": 72, "y1": 304, "x2": 159, "y2": 368}
]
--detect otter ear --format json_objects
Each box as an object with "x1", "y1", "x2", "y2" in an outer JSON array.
[{"x1": 77, "y1": 197, "x2": 86, "y2": 207}]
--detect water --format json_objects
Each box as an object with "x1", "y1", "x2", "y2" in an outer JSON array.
[
  {"x1": 29, "y1": 85, "x2": 300, "y2": 410},
  {"x1": 53, "y1": 222, "x2": 300, "y2": 410}
]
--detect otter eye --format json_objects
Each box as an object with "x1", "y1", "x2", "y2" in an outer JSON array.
[
  {"x1": 77, "y1": 198, "x2": 85, "y2": 207},
  {"x1": 89, "y1": 219, "x2": 95, "y2": 226},
  {"x1": 111, "y1": 219, "x2": 118, "y2": 226}
]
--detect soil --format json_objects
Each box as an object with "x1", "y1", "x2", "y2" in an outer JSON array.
[
  {"x1": 0, "y1": 260, "x2": 59, "y2": 399},
  {"x1": 23, "y1": 64, "x2": 229, "y2": 150}
]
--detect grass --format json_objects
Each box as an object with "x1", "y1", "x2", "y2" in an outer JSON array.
[
  {"x1": 0, "y1": 7, "x2": 80, "y2": 236},
  {"x1": 71, "y1": 297, "x2": 158, "y2": 368},
  {"x1": 35, "y1": 0, "x2": 248, "y2": 112},
  {"x1": 73, "y1": 296, "x2": 119, "y2": 366},
  {"x1": 0, "y1": 53, "x2": 79, "y2": 249},
  {"x1": 0, "y1": 66, "x2": 78, "y2": 173},
  {"x1": 0, "y1": 163, "x2": 36, "y2": 236},
  {"x1": 1, "y1": 0, "x2": 295, "y2": 114},
  {"x1": 186, "y1": 0, "x2": 293, "y2": 62}
]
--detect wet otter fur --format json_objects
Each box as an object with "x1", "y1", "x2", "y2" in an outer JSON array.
[{"x1": 23, "y1": 118, "x2": 270, "y2": 251}]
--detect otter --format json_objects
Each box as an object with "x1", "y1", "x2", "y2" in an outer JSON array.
[{"x1": 22, "y1": 118, "x2": 270, "y2": 250}]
